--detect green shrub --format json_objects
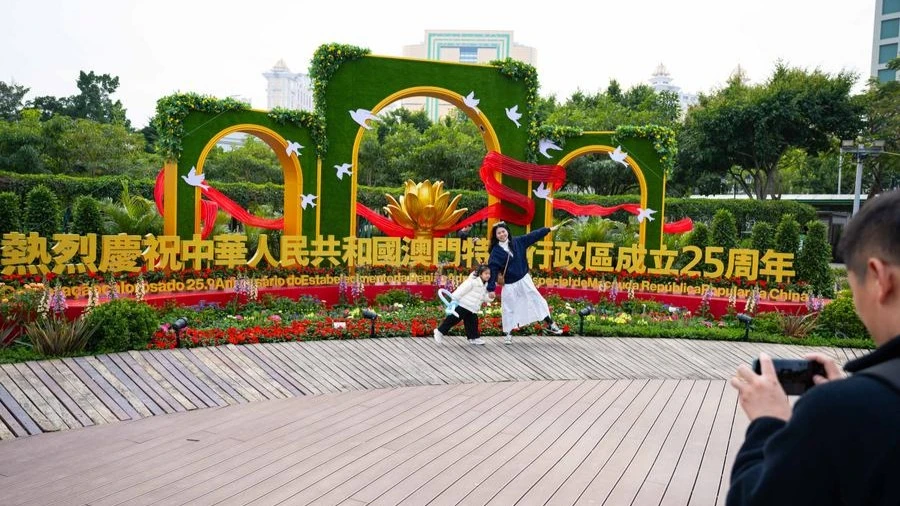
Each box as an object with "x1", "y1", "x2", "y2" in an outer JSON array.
[
  {"x1": 816, "y1": 291, "x2": 869, "y2": 340},
  {"x1": 796, "y1": 221, "x2": 834, "y2": 296},
  {"x1": 374, "y1": 289, "x2": 421, "y2": 307},
  {"x1": 24, "y1": 184, "x2": 60, "y2": 238},
  {"x1": 688, "y1": 222, "x2": 710, "y2": 249},
  {"x1": 24, "y1": 316, "x2": 97, "y2": 356},
  {"x1": 0, "y1": 191, "x2": 20, "y2": 235},
  {"x1": 776, "y1": 312, "x2": 819, "y2": 339},
  {"x1": 711, "y1": 209, "x2": 738, "y2": 253},
  {"x1": 774, "y1": 214, "x2": 800, "y2": 258},
  {"x1": 71, "y1": 195, "x2": 105, "y2": 235},
  {"x1": 750, "y1": 222, "x2": 774, "y2": 253},
  {"x1": 85, "y1": 299, "x2": 160, "y2": 352}
]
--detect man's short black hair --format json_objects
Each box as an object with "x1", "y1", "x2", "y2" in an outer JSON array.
[{"x1": 838, "y1": 189, "x2": 900, "y2": 278}]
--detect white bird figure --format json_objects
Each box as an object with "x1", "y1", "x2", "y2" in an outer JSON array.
[
  {"x1": 300, "y1": 193, "x2": 317, "y2": 210},
  {"x1": 538, "y1": 139, "x2": 563, "y2": 159},
  {"x1": 349, "y1": 109, "x2": 382, "y2": 130},
  {"x1": 505, "y1": 105, "x2": 522, "y2": 128},
  {"x1": 533, "y1": 182, "x2": 553, "y2": 201},
  {"x1": 463, "y1": 91, "x2": 480, "y2": 110},
  {"x1": 285, "y1": 140, "x2": 303, "y2": 157},
  {"x1": 636, "y1": 207, "x2": 657, "y2": 223},
  {"x1": 609, "y1": 146, "x2": 628, "y2": 166},
  {"x1": 334, "y1": 163, "x2": 353, "y2": 180},
  {"x1": 181, "y1": 166, "x2": 209, "y2": 189}
]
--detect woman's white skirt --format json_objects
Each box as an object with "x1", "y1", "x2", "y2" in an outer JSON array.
[{"x1": 500, "y1": 273, "x2": 550, "y2": 334}]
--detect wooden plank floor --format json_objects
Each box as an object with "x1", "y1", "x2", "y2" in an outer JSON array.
[{"x1": 0, "y1": 336, "x2": 864, "y2": 505}]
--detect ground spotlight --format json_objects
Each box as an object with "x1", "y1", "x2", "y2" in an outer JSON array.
[
  {"x1": 172, "y1": 317, "x2": 189, "y2": 347},
  {"x1": 361, "y1": 309, "x2": 378, "y2": 338},
  {"x1": 736, "y1": 313, "x2": 753, "y2": 341},
  {"x1": 578, "y1": 306, "x2": 593, "y2": 335}
]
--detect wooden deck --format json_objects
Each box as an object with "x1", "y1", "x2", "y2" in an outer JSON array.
[{"x1": 0, "y1": 336, "x2": 867, "y2": 505}]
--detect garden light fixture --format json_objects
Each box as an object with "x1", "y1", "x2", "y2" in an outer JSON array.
[
  {"x1": 578, "y1": 306, "x2": 593, "y2": 335},
  {"x1": 736, "y1": 313, "x2": 753, "y2": 341},
  {"x1": 361, "y1": 309, "x2": 378, "y2": 338},
  {"x1": 172, "y1": 317, "x2": 189, "y2": 347}
]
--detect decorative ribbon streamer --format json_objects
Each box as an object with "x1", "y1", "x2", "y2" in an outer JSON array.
[
  {"x1": 155, "y1": 169, "x2": 284, "y2": 239},
  {"x1": 155, "y1": 149, "x2": 694, "y2": 240}
]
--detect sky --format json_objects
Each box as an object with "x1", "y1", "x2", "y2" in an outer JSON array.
[{"x1": 1, "y1": 0, "x2": 877, "y2": 129}]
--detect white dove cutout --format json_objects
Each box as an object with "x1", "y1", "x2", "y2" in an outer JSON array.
[
  {"x1": 349, "y1": 109, "x2": 382, "y2": 130},
  {"x1": 300, "y1": 193, "x2": 317, "y2": 210},
  {"x1": 285, "y1": 140, "x2": 303, "y2": 157},
  {"x1": 636, "y1": 207, "x2": 657, "y2": 223},
  {"x1": 334, "y1": 163, "x2": 353, "y2": 180},
  {"x1": 533, "y1": 182, "x2": 553, "y2": 201},
  {"x1": 181, "y1": 166, "x2": 209, "y2": 189},
  {"x1": 463, "y1": 91, "x2": 480, "y2": 110},
  {"x1": 609, "y1": 146, "x2": 629, "y2": 166},
  {"x1": 538, "y1": 139, "x2": 563, "y2": 159},
  {"x1": 505, "y1": 105, "x2": 522, "y2": 128}
]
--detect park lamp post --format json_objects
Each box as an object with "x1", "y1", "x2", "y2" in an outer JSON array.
[{"x1": 840, "y1": 139, "x2": 886, "y2": 216}]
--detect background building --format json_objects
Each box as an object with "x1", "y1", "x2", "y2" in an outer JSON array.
[
  {"x1": 647, "y1": 63, "x2": 698, "y2": 114},
  {"x1": 263, "y1": 59, "x2": 313, "y2": 111},
  {"x1": 402, "y1": 30, "x2": 537, "y2": 121},
  {"x1": 873, "y1": 0, "x2": 900, "y2": 82}
]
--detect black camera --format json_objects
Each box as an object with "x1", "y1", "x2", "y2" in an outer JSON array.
[{"x1": 752, "y1": 358, "x2": 827, "y2": 395}]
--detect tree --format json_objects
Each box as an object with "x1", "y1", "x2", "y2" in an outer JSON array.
[
  {"x1": 203, "y1": 136, "x2": 282, "y2": 184},
  {"x1": 28, "y1": 95, "x2": 71, "y2": 121},
  {"x1": 796, "y1": 220, "x2": 834, "y2": 296},
  {"x1": 0, "y1": 81, "x2": 30, "y2": 121},
  {"x1": 710, "y1": 209, "x2": 739, "y2": 254},
  {"x1": 547, "y1": 84, "x2": 680, "y2": 131},
  {"x1": 0, "y1": 109, "x2": 47, "y2": 173},
  {"x1": 70, "y1": 71, "x2": 129, "y2": 126},
  {"x1": 678, "y1": 63, "x2": 862, "y2": 199},
  {"x1": 750, "y1": 222, "x2": 774, "y2": 253},
  {"x1": 0, "y1": 192, "x2": 20, "y2": 235},
  {"x1": 24, "y1": 184, "x2": 61, "y2": 238},
  {"x1": 774, "y1": 214, "x2": 800, "y2": 259},
  {"x1": 855, "y1": 57, "x2": 900, "y2": 196},
  {"x1": 42, "y1": 116, "x2": 155, "y2": 176},
  {"x1": 24, "y1": 71, "x2": 129, "y2": 126},
  {"x1": 72, "y1": 196, "x2": 105, "y2": 235}
]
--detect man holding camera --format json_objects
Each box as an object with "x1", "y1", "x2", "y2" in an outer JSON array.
[{"x1": 728, "y1": 189, "x2": 900, "y2": 506}]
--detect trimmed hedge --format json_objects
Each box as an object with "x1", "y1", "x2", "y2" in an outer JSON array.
[{"x1": 0, "y1": 171, "x2": 817, "y2": 231}]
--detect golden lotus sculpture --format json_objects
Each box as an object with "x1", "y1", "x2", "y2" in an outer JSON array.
[{"x1": 384, "y1": 180, "x2": 468, "y2": 239}]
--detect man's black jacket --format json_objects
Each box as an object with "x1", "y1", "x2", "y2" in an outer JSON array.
[{"x1": 728, "y1": 335, "x2": 900, "y2": 505}]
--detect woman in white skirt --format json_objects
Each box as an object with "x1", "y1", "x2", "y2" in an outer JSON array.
[{"x1": 486, "y1": 221, "x2": 566, "y2": 344}]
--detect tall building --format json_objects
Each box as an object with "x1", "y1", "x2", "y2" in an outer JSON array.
[
  {"x1": 647, "y1": 63, "x2": 698, "y2": 114},
  {"x1": 873, "y1": 0, "x2": 900, "y2": 82},
  {"x1": 402, "y1": 30, "x2": 537, "y2": 121},
  {"x1": 262, "y1": 59, "x2": 313, "y2": 111}
]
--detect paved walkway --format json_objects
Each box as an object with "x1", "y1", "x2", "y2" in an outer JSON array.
[{"x1": 0, "y1": 337, "x2": 868, "y2": 505}]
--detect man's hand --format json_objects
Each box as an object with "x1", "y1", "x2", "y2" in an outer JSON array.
[
  {"x1": 487, "y1": 292, "x2": 496, "y2": 301},
  {"x1": 730, "y1": 352, "x2": 791, "y2": 422},
  {"x1": 804, "y1": 352, "x2": 846, "y2": 385}
]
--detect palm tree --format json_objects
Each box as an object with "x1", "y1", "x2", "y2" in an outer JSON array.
[{"x1": 99, "y1": 182, "x2": 163, "y2": 235}]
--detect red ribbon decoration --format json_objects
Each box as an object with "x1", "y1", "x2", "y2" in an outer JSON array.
[
  {"x1": 155, "y1": 150, "x2": 694, "y2": 240},
  {"x1": 154, "y1": 169, "x2": 284, "y2": 239}
]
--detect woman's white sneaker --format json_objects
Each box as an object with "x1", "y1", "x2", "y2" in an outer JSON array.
[
  {"x1": 433, "y1": 329, "x2": 444, "y2": 344},
  {"x1": 469, "y1": 338, "x2": 486, "y2": 345},
  {"x1": 504, "y1": 334, "x2": 513, "y2": 345}
]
